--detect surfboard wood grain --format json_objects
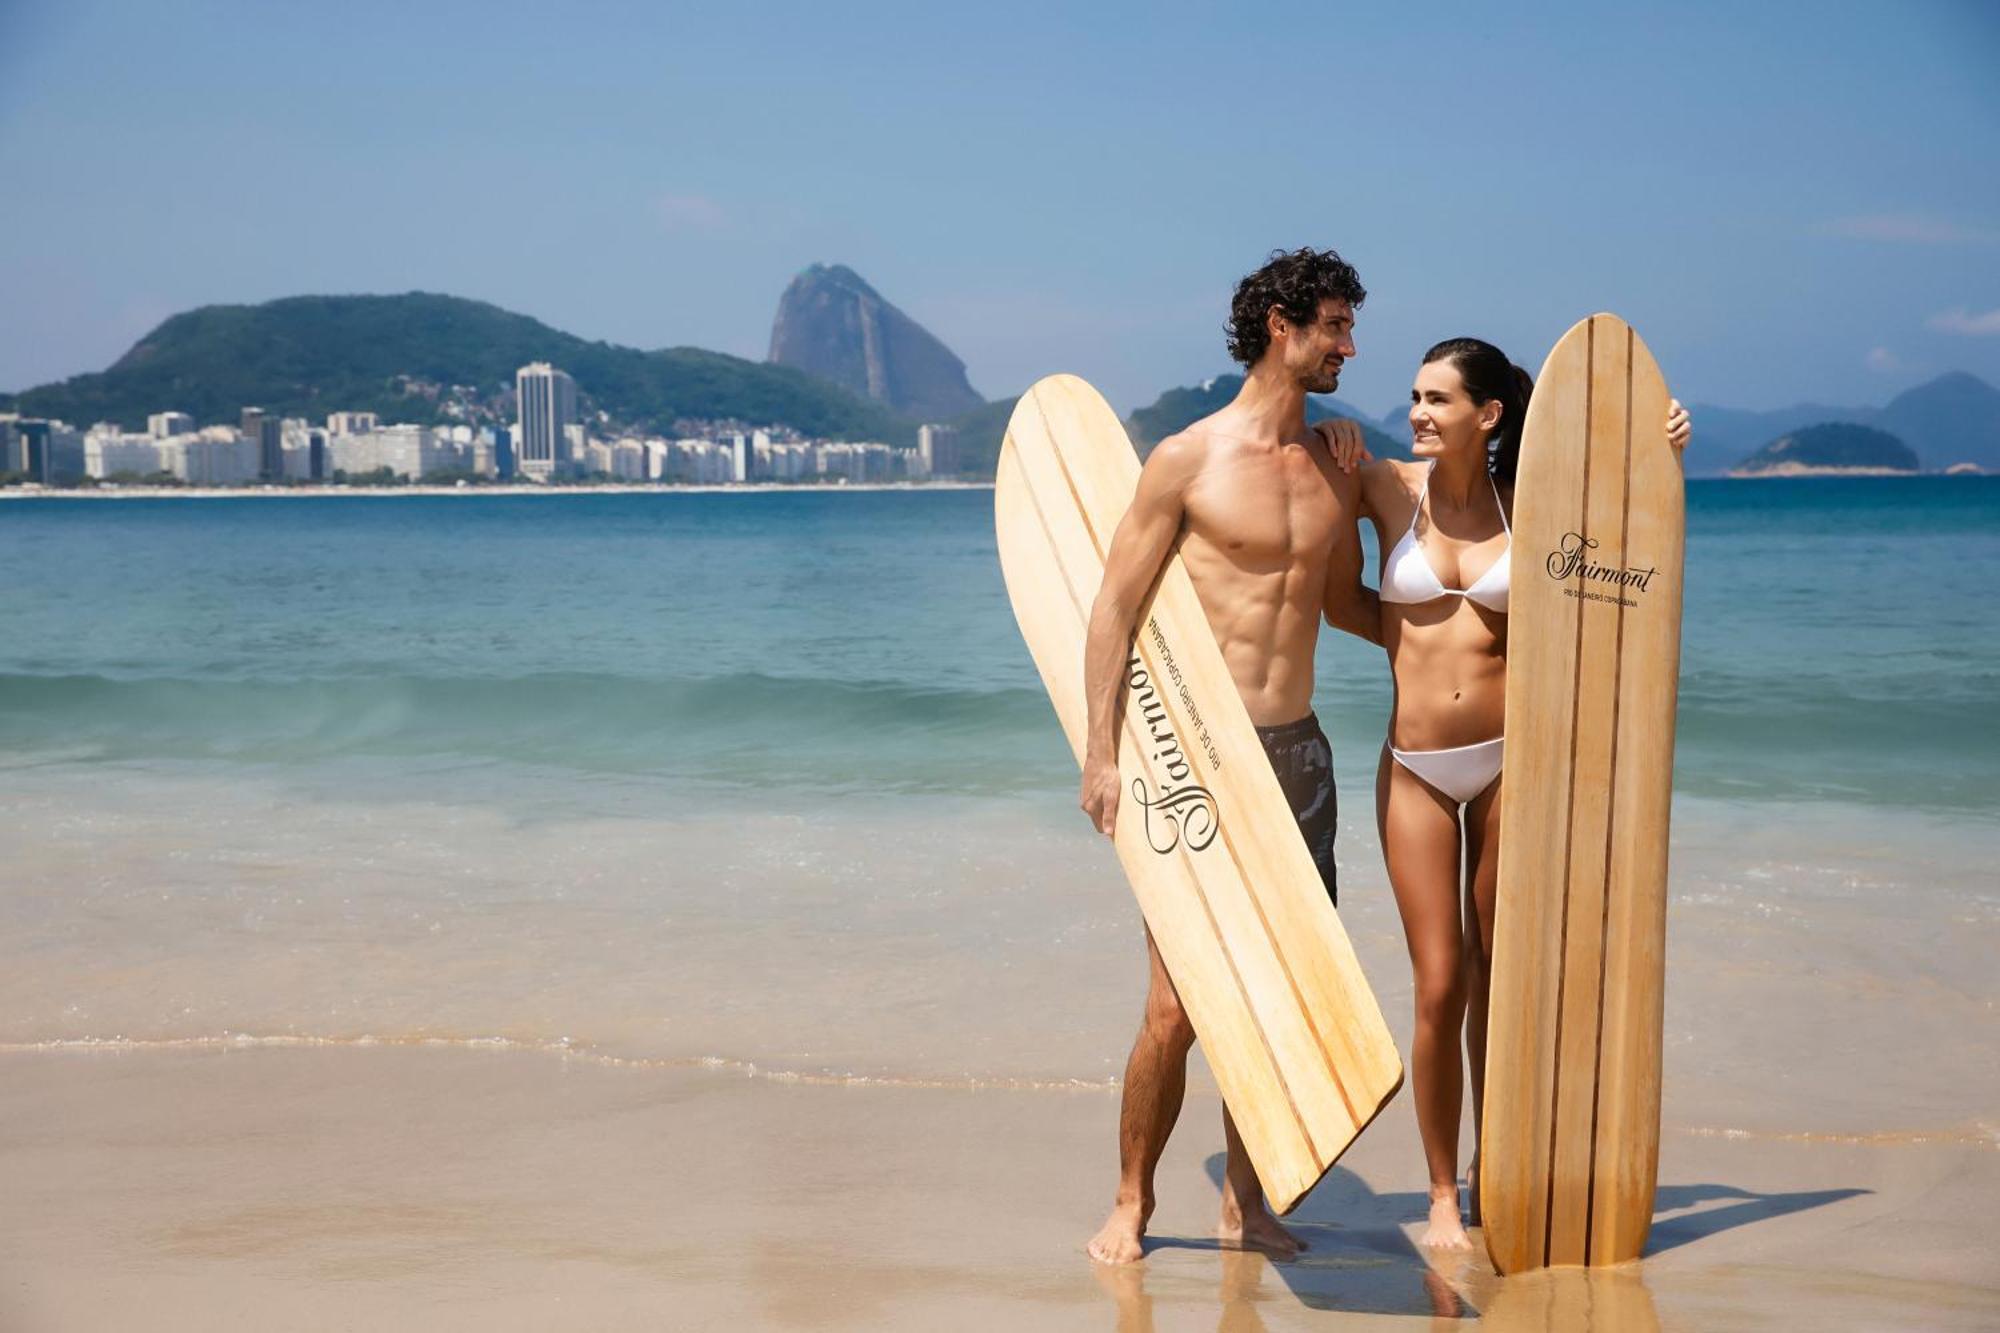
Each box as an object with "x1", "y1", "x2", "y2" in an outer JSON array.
[
  {"x1": 993, "y1": 374, "x2": 1402, "y2": 1213},
  {"x1": 1481, "y1": 314, "x2": 1684, "y2": 1272}
]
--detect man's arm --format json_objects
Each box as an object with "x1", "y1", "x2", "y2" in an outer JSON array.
[
  {"x1": 1320, "y1": 456, "x2": 1384, "y2": 644},
  {"x1": 1323, "y1": 558, "x2": 1382, "y2": 645},
  {"x1": 1321, "y1": 464, "x2": 1382, "y2": 645},
  {"x1": 1080, "y1": 436, "x2": 1199, "y2": 836}
]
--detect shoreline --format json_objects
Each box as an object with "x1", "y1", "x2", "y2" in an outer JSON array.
[
  {"x1": 1726, "y1": 464, "x2": 1926, "y2": 478},
  {"x1": 0, "y1": 480, "x2": 998, "y2": 500},
  {"x1": 4, "y1": 757, "x2": 1992, "y2": 1131},
  {"x1": 2, "y1": 1042, "x2": 1993, "y2": 1330},
  {"x1": 6, "y1": 474, "x2": 1993, "y2": 499}
]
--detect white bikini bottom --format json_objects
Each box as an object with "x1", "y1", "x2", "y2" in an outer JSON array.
[{"x1": 1389, "y1": 735, "x2": 1504, "y2": 806}]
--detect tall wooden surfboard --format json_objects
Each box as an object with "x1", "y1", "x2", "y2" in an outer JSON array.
[
  {"x1": 1481, "y1": 315, "x2": 1685, "y2": 1272},
  {"x1": 994, "y1": 374, "x2": 1402, "y2": 1213}
]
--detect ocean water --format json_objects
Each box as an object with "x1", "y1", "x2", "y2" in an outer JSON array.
[
  {"x1": 1, "y1": 479, "x2": 1994, "y2": 815},
  {"x1": 1, "y1": 481, "x2": 1996, "y2": 1126}
]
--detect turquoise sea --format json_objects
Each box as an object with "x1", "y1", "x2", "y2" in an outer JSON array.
[
  {"x1": 1, "y1": 478, "x2": 1995, "y2": 817},
  {"x1": 0, "y1": 479, "x2": 1995, "y2": 1134}
]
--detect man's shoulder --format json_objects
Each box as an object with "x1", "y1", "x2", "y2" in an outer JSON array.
[{"x1": 1142, "y1": 426, "x2": 1218, "y2": 478}]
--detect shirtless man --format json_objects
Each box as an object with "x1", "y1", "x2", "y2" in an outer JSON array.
[{"x1": 1080, "y1": 248, "x2": 1379, "y2": 1265}]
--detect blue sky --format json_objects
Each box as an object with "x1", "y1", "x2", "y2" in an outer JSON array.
[{"x1": 2, "y1": 0, "x2": 1996, "y2": 416}]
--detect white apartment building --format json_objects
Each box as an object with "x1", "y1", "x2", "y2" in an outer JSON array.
[
  {"x1": 767, "y1": 443, "x2": 812, "y2": 481},
  {"x1": 326, "y1": 411, "x2": 379, "y2": 436},
  {"x1": 163, "y1": 429, "x2": 258, "y2": 485},
  {"x1": 652, "y1": 438, "x2": 735, "y2": 484},
  {"x1": 85, "y1": 425, "x2": 166, "y2": 478},
  {"x1": 605, "y1": 438, "x2": 648, "y2": 481},
  {"x1": 147, "y1": 411, "x2": 194, "y2": 439},
  {"x1": 327, "y1": 424, "x2": 462, "y2": 480}
]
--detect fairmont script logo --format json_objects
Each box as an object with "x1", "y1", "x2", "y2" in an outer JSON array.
[
  {"x1": 1545, "y1": 532, "x2": 1659, "y2": 607},
  {"x1": 1125, "y1": 650, "x2": 1219, "y2": 854}
]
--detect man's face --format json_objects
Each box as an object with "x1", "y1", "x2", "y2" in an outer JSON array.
[{"x1": 1277, "y1": 298, "x2": 1356, "y2": 395}]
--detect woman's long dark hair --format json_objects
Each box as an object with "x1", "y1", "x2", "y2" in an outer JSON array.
[{"x1": 1421, "y1": 338, "x2": 1533, "y2": 482}]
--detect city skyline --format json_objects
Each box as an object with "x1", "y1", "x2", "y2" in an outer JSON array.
[
  {"x1": 3, "y1": 353, "x2": 950, "y2": 487},
  {"x1": 1, "y1": 2, "x2": 1996, "y2": 417}
]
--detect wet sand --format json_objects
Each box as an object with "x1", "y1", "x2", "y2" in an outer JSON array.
[
  {"x1": 3, "y1": 1043, "x2": 1994, "y2": 1331},
  {"x1": 3, "y1": 762, "x2": 1998, "y2": 1327}
]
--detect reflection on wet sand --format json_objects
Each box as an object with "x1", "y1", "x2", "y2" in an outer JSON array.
[
  {"x1": 1093, "y1": 1263, "x2": 1156, "y2": 1333},
  {"x1": 1091, "y1": 1239, "x2": 1661, "y2": 1331},
  {"x1": 1095, "y1": 1252, "x2": 1279, "y2": 1333},
  {"x1": 1478, "y1": 1265, "x2": 1660, "y2": 1333},
  {"x1": 1086, "y1": 1156, "x2": 1675, "y2": 1329}
]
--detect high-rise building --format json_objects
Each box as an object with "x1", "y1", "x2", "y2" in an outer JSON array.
[
  {"x1": 241, "y1": 407, "x2": 283, "y2": 482},
  {"x1": 1, "y1": 417, "x2": 84, "y2": 484},
  {"x1": 918, "y1": 423, "x2": 957, "y2": 478},
  {"x1": 490, "y1": 425, "x2": 515, "y2": 481},
  {"x1": 148, "y1": 411, "x2": 194, "y2": 439},
  {"x1": 515, "y1": 363, "x2": 577, "y2": 481}
]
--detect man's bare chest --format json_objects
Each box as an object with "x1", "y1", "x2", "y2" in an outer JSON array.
[{"x1": 1182, "y1": 470, "x2": 1342, "y2": 569}]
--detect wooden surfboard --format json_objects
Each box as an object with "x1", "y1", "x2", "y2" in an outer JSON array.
[
  {"x1": 994, "y1": 374, "x2": 1402, "y2": 1214},
  {"x1": 1481, "y1": 314, "x2": 1685, "y2": 1272}
]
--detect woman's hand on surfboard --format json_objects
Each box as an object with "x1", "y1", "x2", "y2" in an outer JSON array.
[
  {"x1": 1081, "y1": 754, "x2": 1121, "y2": 836},
  {"x1": 1314, "y1": 418, "x2": 1373, "y2": 473},
  {"x1": 1667, "y1": 400, "x2": 1691, "y2": 450}
]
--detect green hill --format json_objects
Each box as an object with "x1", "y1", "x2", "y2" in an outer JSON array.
[
  {"x1": 942, "y1": 374, "x2": 1404, "y2": 480},
  {"x1": 6, "y1": 293, "x2": 916, "y2": 443},
  {"x1": 1127, "y1": 374, "x2": 1402, "y2": 458},
  {"x1": 1732, "y1": 423, "x2": 1920, "y2": 476},
  {"x1": 941, "y1": 395, "x2": 1019, "y2": 477}
]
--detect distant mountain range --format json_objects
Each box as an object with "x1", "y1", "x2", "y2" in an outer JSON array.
[
  {"x1": 1683, "y1": 372, "x2": 2000, "y2": 475},
  {"x1": 1126, "y1": 375, "x2": 1403, "y2": 457},
  {"x1": 945, "y1": 377, "x2": 1403, "y2": 479},
  {"x1": 1371, "y1": 371, "x2": 2000, "y2": 476},
  {"x1": 4, "y1": 276, "x2": 1994, "y2": 480}
]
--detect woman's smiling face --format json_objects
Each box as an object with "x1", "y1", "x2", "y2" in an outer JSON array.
[{"x1": 1408, "y1": 358, "x2": 1499, "y2": 458}]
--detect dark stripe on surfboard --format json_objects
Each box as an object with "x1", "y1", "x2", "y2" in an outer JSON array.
[
  {"x1": 1541, "y1": 314, "x2": 1599, "y2": 1268},
  {"x1": 1582, "y1": 324, "x2": 1637, "y2": 1263}
]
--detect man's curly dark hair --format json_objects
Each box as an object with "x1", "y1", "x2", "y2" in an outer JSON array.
[{"x1": 1225, "y1": 247, "x2": 1367, "y2": 367}]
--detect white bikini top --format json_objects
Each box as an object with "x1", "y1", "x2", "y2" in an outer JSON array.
[{"x1": 1379, "y1": 463, "x2": 1511, "y2": 614}]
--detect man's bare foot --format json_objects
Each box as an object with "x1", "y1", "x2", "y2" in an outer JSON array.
[
  {"x1": 1087, "y1": 1200, "x2": 1149, "y2": 1265},
  {"x1": 1218, "y1": 1202, "x2": 1306, "y2": 1259},
  {"x1": 1419, "y1": 1190, "x2": 1473, "y2": 1251}
]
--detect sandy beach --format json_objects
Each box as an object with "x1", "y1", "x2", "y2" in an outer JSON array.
[
  {"x1": 3, "y1": 760, "x2": 1995, "y2": 1330},
  {"x1": 4, "y1": 1040, "x2": 1994, "y2": 1331}
]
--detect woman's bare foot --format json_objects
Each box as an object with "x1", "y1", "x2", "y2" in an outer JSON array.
[
  {"x1": 1087, "y1": 1200, "x2": 1150, "y2": 1265},
  {"x1": 1218, "y1": 1200, "x2": 1306, "y2": 1259},
  {"x1": 1419, "y1": 1188, "x2": 1473, "y2": 1251}
]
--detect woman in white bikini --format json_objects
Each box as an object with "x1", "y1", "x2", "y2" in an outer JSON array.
[{"x1": 1336, "y1": 338, "x2": 1688, "y2": 1250}]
